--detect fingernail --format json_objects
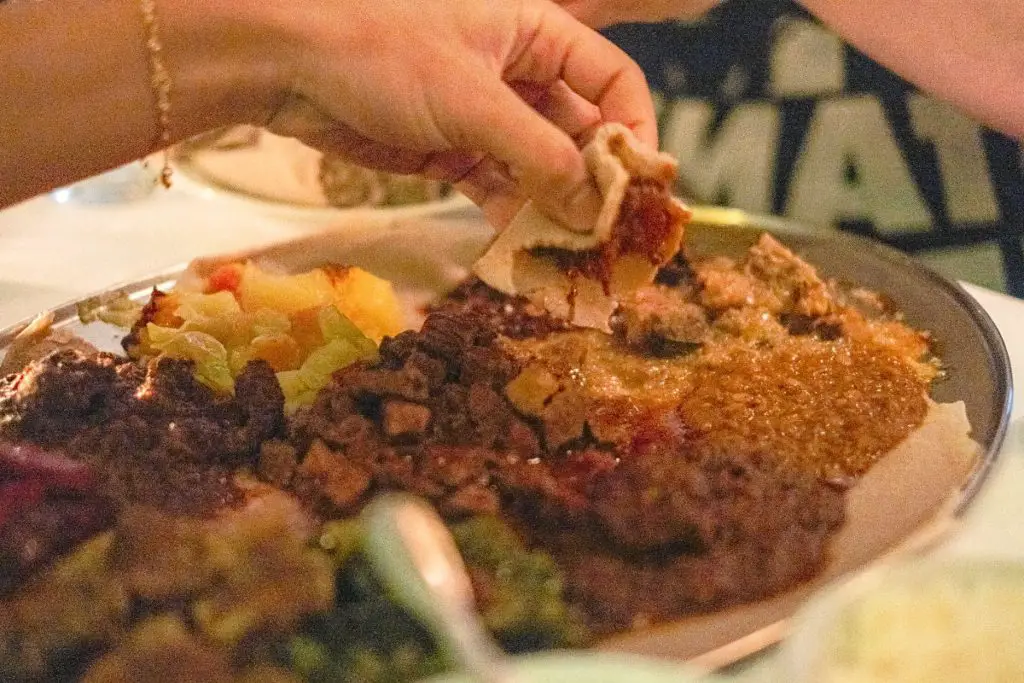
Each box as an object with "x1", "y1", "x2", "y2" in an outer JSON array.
[{"x1": 560, "y1": 181, "x2": 602, "y2": 234}]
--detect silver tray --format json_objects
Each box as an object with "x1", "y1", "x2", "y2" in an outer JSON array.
[{"x1": 0, "y1": 208, "x2": 1012, "y2": 670}]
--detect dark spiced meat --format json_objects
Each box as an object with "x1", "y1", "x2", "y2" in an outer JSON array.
[
  {"x1": 613, "y1": 449, "x2": 805, "y2": 552},
  {"x1": 490, "y1": 412, "x2": 844, "y2": 632},
  {"x1": 549, "y1": 442, "x2": 844, "y2": 632},
  {"x1": 286, "y1": 309, "x2": 845, "y2": 632},
  {"x1": 0, "y1": 350, "x2": 284, "y2": 515},
  {"x1": 432, "y1": 277, "x2": 569, "y2": 340},
  {"x1": 287, "y1": 311, "x2": 526, "y2": 517}
]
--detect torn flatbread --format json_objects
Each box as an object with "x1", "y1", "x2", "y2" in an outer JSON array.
[{"x1": 473, "y1": 123, "x2": 691, "y2": 332}]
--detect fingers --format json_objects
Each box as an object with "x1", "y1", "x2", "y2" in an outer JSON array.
[
  {"x1": 434, "y1": 64, "x2": 602, "y2": 232},
  {"x1": 268, "y1": 92, "x2": 528, "y2": 229},
  {"x1": 433, "y1": 2, "x2": 658, "y2": 233},
  {"x1": 549, "y1": 1, "x2": 607, "y2": 28},
  {"x1": 512, "y1": 79, "x2": 602, "y2": 147},
  {"x1": 553, "y1": 0, "x2": 723, "y2": 29},
  {"x1": 268, "y1": 95, "x2": 431, "y2": 174},
  {"x1": 464, "y1": 189, "x2": 527, "y2": 230},
  {"x1": 548, "y1": 1, "x2": 628, "y2": 29},
  {"x1": 452, "y1": 158, "x2": 524, "y2": 229},
  {"x1": 266, "y1": 3, "x2": 659, "y2": 236},
  {"x1": 307, "y1": 131, "x2": 428, "y2": 175},
  {"x1": 559, "y1": 29, "x2": 658, "y2": 148},
  {"x1": 508, "y1": 3, "x2": 658, "y2": 148}
]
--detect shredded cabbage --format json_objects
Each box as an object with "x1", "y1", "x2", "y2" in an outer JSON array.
[
  {"x1": 278, "y1": 339, "x2": 362, "y2": 412},
  {"x1": 250, "y1": 308, "x2": 291, "y2": 337},
  {"x1": 146, "y1": 324, "x2": 235, "y2": 394},
  {"x1": 298, "y1": 339, "x2": 363, "y2": 387},
  {"x1": 175, "y1": 291, "x2": 242, "y2": 321},
  {"x1": 77, "y1": 293, "x2": 144, "y2": 328},
  {"x1": 135, "y1": 264, "x2": 388, "y2": 401},
  {"x1": 228, "y1": 346, "x2": 256, "y2": 375},
  {"x1": 317, "y1": 306, "x2": 377, "y2": 357},
  {"x1": 276, "y1": 313, "x2": 376, "y2": 412},
  {"x1": 171, "y1": 292, "x2": 251, "y2": 349}
]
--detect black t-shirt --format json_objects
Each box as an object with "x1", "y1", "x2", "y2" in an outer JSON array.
[{"x1": 603, "y1": 1, "x2": 1024, "y2": 296}]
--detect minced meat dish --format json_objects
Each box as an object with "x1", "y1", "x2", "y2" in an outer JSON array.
[
  {"x1": 0, "y1": 351, "x2": 283, "y2": 515},
  {"x1": 0, "y1": 233, "x2": 940, "y2": 680},
  {"x1": 284, "y1": 309, "x2": 845, "y2": 633}
]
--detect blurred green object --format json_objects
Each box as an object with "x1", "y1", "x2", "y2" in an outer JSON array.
[
  {"x1": 451, "y1": 516, "x2": 589, "y2": 650},
  {"x1": 420, "y1": 651, "x2": 708, "y2": 683},
  {"x1": 292, "y1": 507, "x2": 588, "y2": 683},
  {"x1": 0, "y1": 496, "x2": 587, "y2": 683}
]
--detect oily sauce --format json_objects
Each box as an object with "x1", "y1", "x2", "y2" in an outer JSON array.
[
  {"x1": 503, "y1": 330, "x2": 929, "y2": 481},
  {"x1": 676, "y1": 337, "x2": 929, "y2": 478}
]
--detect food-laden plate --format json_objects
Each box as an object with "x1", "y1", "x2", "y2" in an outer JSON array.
[
  {"x1": 0, "y1": 209, "x2": 1011, "y2": 679},
  {"x1": 170, "y1": 128, "x2": 473, "y2": 222}
]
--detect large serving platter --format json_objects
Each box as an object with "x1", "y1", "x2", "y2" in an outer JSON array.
[{"x1": 0, "y1": 208, "x2": 1012, "y2": 671}]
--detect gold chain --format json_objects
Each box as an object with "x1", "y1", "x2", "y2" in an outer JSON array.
[{"x1": 139, "y1": 0, "x2": 173, "y2": 187}]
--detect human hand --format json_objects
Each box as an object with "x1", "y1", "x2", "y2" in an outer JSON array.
[
  {"x1": 552, "y1": 0, "x2": 720, "y2": 28},
  {"x1": 261, "y1": 0, "x2": 656, "y2": 231}
]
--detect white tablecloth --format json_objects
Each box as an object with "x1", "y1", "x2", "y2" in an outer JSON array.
[{"x1": 0, "y1": 180, "x2": 1021, "y2": 681}]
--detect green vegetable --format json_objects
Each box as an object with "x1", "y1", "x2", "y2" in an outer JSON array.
[
  {"x1": 251, "y1": 308, "x2": 293, "y2": 337},
  {"x1": 229, "y1": 345, "x2": 257, "y2": 375},
  {"x1": 286, "y1": 635, "x2": 342, "y2": 681},
  {"x1": 279, "y1": 320, "x2": 376, "y2": 412},
  {"x1": 146, "y1": 324, "x2": 235, "y2": 394},
  {"x1": 298, "y1": 339, "x2": 364, "y2": 389},
  {"x1": 174, "y1": 290, "x2": 242, "y2": 322},
  {"x1": 191, "y1": 517, "x2": 335, "y2": 649},
  {"x1": 280, "y1": 514, "x2": 586, "y2": 683},
  {"x1": 317, "y1": 519, "x2": 365, "y2": 568},
  {"x1": 1, "y1": 504, "x2": 589, "y2": 683},
  {"x1": 81, "y1": 614, "x2": 234, "y2": 682},
  {"x1": 452, "y1": 516, "x2": 589, "y2": 650},
  {"x1": 318, "y1": 307, "x2": 377, "y2": 358},
  {"x1": 0, "y1": 533, "x2": 129, "y2": 681},
  {"x1": 77, "y1": 292, "x2": 144, "y2": 328}
]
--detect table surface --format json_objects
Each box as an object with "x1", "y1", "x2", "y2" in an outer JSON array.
[{"x1": 0, "y1": 176, "x2": 1021, "y2": 682}]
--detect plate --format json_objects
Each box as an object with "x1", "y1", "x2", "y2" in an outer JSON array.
[
  {"x1": 0, "y1": 208, "x2": 1012, "y2": 670},
  {"x1": 169, "y1": 135, "x2": 474, "y2": 224}
]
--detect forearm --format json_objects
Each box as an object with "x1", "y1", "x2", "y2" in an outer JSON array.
[
  {"x1": 800, "y1": 0, "x2": 1024, "y2": 139},
  {"x1": 0, "y1": 0, "x2": 283, "y2": 207}
]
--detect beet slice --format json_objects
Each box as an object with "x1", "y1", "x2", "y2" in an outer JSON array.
[
  {"x1": 0, "y1": 478, "x2": 46, "y2": 529},
  {"x1": 0, "y1": 440, "x2": 96, "y2": 491}
]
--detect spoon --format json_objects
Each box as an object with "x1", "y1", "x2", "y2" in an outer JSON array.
[{"x1": 362, "y1": 493, "x2": 524, "y2": 683}]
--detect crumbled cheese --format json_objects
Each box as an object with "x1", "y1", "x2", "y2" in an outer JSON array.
[{"x1": 822, "y1": 567, "x2": 1024, "y2": 682}]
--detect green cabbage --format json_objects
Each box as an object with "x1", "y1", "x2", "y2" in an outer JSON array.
[
  {"x1": 318, "y1": 306, "x2": 377, "y2": 357},
  {"x1": 146, "y1": 324, "x2": 235, "y2": 394},
  {"x1": 277, "y1": 309, "x2": 377, "y2": 412}
]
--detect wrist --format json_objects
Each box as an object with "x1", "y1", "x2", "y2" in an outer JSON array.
[{"x1": 157, "y1": 0, "x2": 294, "y2": 139}]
